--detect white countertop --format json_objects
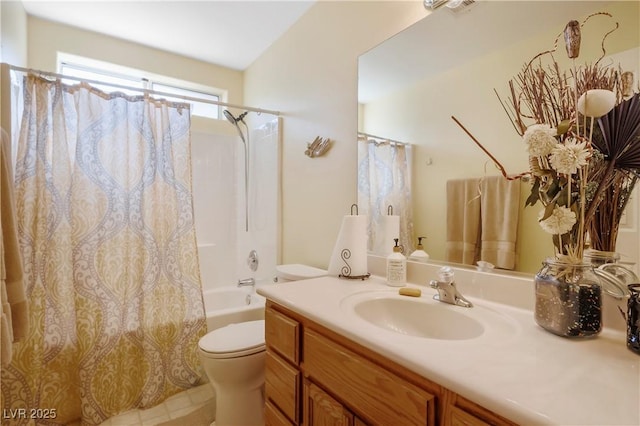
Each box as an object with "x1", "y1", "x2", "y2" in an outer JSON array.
[{"x1": 257, "y1": 274, "x2": 640, "y2": 426}]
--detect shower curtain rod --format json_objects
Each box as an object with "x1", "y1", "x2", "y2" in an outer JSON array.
[
  {"x1": 7, "y1": 63, "x2": 280, "y2": 116},
  {"x1": 358, "y1": 132, "x2": 409, "y2": 146}
]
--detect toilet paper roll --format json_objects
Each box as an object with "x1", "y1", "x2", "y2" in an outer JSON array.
[
  {"x1": 328, "y1": 215, "x2": 368, "y2": 277},
  {"x1": 375, "y1": 215, "x2": 400, "y2": 256}
]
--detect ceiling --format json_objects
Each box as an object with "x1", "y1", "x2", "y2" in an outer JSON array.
[{"x1": 21, "y1": 0, "x2": 316, "y2": 71}]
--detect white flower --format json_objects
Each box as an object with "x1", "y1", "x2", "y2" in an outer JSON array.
[
  {"x1": 523, "y1": 124, "x2": 557, "y2": 157},
  {"x1": 538, "y1": 206, "x2": 576, "y2": 235},
  {"x1": 549, "y1": 139, "x2": 589, "y2": 175}
]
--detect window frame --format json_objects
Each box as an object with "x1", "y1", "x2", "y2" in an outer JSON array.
[{"x1": 57, "y1": 53, "x2": 226, "y2": 120}]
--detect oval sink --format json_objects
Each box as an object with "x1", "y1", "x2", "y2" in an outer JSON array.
[
  {"x1": 340, "y1": 291, "x2": 518, "y2": 341},
  {"x1": 352, "y1": 296, "x2": 484, "y2": 340},
  {"x1": 353, "y1": 297, "x2": 484, "y2": 340}
]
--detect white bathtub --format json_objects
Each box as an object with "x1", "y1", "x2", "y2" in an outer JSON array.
[{"x1": 202, "y1": 286, "x2": 266, "y2": 332}]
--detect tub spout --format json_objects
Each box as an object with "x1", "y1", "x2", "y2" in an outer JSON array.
[{"x1": 237, "y1": 277, "x2": 255, "y2": 288}]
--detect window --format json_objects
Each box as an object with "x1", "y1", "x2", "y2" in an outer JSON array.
[{"x1": 58, "y1": 54, "x2": 224, "y2": 119}]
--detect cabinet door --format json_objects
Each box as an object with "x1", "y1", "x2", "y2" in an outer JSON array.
[
  {"x1": 266, "y1": 400, "x2": 295, "y2": 426},
  {"x1": 450, "y1": 406, "x2": 491, "y2": 426},
  {"x1": 304, "y1": 379, "x2": 354, "y2": 426}
]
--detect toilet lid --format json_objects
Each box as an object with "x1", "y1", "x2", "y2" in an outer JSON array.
[
  {"x1": 199, "y1": 320, "x2": 265, "y2": 358},
  {"x1": 276, "y1": 264, "x2": 327, "y2": 280}
]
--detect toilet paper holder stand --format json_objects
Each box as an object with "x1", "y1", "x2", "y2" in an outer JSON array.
[{"x1": 337, "y1": 204, "x2": 371, "y2": 281}]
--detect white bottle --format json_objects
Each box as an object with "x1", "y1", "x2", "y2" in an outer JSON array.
[
  {"x1": 408, "y1": 236, "x2": 430, "y2": 263},
  {"x1": 386, "y1": 238, "x2": 406, "y2": 287}
]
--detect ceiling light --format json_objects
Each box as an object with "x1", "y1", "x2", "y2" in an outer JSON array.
[
  {"x1": 446, "y1": 0, "x2": 465, "y2": 8},
  {"x1": 423, "y1": 0, "x2": 448, "y2": 10}
]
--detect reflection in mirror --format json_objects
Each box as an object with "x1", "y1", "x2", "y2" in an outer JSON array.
[
  {"x1": 358, "y1": 1, "x2": 640, "y2": 274},
  {"x1": 357, "y1": 132, "x2": 414, "y2": 257}
]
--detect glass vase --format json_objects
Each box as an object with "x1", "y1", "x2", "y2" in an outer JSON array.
[
  {"x1": 583, "y1": 249, "x2": 620, "y2": 267},
  {"x1": 534, "y1": 258, "x2": 602, "y2": 338},
  {"x1": 584, "y1": 249, "x2": 637, "y2": 299},
  {"x1": 628, "y1": 284, "x2": 640, "y2": 355}
]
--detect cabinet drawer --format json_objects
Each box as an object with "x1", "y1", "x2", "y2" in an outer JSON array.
[
  {"x1": 303, "y1": 329, "x2": 435, "y2": 426},
  {"x1": 265, "y1": 350, "x2": 300, "y2": 423},
  {"x1": 265, "y1": 400, "x2": 295, "y2": 426},
  {"x1": 266, "y1": 307, "x2": 300, "y2": 364}
]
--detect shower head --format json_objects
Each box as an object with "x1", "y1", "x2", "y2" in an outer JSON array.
[
  {"x1": 223, "y1": 109, "x2": 248, "y2": 146},
  {"x1": 223, "y1": 109, "x2": 248, "y2": 125},
  {"x1": 223, "y1": 109, "x2": 237, "y2": 124}
]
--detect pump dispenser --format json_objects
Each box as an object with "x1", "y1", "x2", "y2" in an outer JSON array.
[
  {"x1": 409, "y1": 237, "x2": 430, "y2": 263},
  {"x1": 386, "y1": 238, "x2": 406, "y2": 287}
]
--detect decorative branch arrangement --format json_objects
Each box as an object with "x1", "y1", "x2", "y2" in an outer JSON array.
[{"x1": 454, "y1": 12, "x2": 640, "y2": 262}]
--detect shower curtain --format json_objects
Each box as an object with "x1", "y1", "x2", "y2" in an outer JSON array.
[
  {"x1": 357, "y1": 136, "x2": 414, "y2": 255},
  {"x1": 1, "y1": 75, "x2": 206, "y2": 425}
]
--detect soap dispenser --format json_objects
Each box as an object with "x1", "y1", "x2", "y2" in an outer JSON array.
[
  {"x1": 386, "y1": 238, "x2": 406, "y2": 287},
  {"x1": 408, "y1": 237, "x2": 430, "y2": 263}
]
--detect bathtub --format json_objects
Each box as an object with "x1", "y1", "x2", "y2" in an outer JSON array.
[{"x1": 202, "y1": 286, "x2": 266, "y2": 332}]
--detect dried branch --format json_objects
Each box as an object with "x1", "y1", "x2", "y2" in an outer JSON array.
[{"x1": 450, "y1": 116, "x2": 530, "y2": 181}]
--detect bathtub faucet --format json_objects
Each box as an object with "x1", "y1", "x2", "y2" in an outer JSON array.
[{"x1": 237, "y1": 277, "x2": 255, "y2": 288}]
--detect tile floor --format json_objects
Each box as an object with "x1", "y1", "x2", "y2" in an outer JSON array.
[{"x1": 99, "y1": 384, "x2": 215, "y2": 426}]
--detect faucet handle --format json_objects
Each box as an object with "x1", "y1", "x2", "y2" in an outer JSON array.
[{"x1": 438, "y1": 266, "x2": 455, "y2": 284}]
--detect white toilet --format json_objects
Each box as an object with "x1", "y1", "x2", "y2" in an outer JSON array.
[
  {"x1": 198, "y1": 265, "x2": 327, "y2": 425},
  {"x1": 198, "y1": 320, "x2": 266, "y2": 426},
  {"x1": 275, "y1": 263, "x2": 327, "y2": 282}
]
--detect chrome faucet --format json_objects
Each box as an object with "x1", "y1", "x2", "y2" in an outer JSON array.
[
  {"x1": 429, "y1": 266, "x2": 473, "y2": 308},
  {"x1": 237, "y1": 277, "x2": 255, "y2": 288}
]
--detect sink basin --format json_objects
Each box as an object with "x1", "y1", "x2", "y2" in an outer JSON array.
[
  {"x1": 340, "y1": 290, "x2": 517, "y2": 341},
  {"x1": 352, "y1": 296, "x2": 484, "y2": 340}
]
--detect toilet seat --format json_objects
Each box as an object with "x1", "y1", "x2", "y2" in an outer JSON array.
[
  {"x1": 199, "y1": 320, "x2": 265, "y2": 359},
  {"x1": 276, "y1": 264, "x2": 327, "y2": 281}
]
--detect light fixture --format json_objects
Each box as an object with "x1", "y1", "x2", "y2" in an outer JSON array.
[
  {"x1": 446, "y1": 0, "x2": 476, "y2": 13},
  {"x1": 446, "y1": 0, "x2": 465, "y2": 8},
  {"x1": 423, "y1": 0, "x2": 448, "y2": 10},
  {"x1": 423, "y1": 0, "x2": 476, "y2": 12}
]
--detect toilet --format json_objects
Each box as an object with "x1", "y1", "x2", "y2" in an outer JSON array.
[
  {"x1": 198, "y1": 320, "x2": 266, "y2": 426},
  {"x1": 198, "y1": 265, "x2": 327, "y2": 425},
  {"x1": 275, "y1": 263, "x2": 327, "y2": 283}
]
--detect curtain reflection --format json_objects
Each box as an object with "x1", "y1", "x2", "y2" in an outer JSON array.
[{"x1": 357, "y1": 134, "x2": 414, "y2": 255}]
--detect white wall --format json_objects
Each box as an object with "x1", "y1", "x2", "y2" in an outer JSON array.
[
  {"x1": 0, "y1": 1, "x2": 27, "y2": 66},
  {"x1": 244, "y1": 1, "x2": 426, "y2": 269},
  {"x1": 192, "y1": 131, "x2": 239, "y2": 291},
  {"x1": 0, "y1": 0, "x2": 28, "y2": 134}
]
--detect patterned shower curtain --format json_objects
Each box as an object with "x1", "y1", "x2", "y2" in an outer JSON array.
[
  {"x1": 1, "y1": 75, "x2": 206, "y2": 425},
  {"x1": 357, "y1": 135, "x2": 414, "y2": 254}
]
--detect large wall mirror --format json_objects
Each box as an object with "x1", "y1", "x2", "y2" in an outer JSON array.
[{"x1": 357, "y1": 0, "x2": 640, "y2": 274}]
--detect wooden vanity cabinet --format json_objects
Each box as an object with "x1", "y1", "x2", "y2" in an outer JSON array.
[{"x1": 264, "y1": 301, "x2": 516, "y2": 426}]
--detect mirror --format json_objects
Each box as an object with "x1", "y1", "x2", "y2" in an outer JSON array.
[{"x1": 358, "y1": 0, "x2": 640, "y2": 274}]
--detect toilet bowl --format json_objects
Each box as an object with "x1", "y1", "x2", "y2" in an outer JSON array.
[
  {"x1": 198, "y1": 319, "x2": 266, "y2": 426},
  {"x1": 275, "y1": 263, "x2": 327, "y2": 283}
]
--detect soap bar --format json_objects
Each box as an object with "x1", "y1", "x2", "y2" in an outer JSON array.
[{"x1": 398, "y1": 287, "x2": 421, "y2": 297}]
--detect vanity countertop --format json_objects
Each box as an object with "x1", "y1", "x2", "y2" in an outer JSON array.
[{"x1": 257, "y1": 275, "x2": 640, "y2": 426}]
